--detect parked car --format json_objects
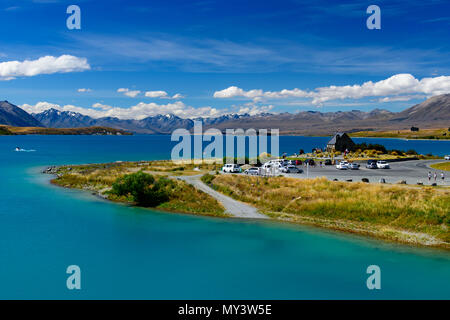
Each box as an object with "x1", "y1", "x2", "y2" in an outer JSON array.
[
  {"x1": 336, "y1": 161, "x2": 349, "y2": 170},
  {"x1": 281, "y1": 165, "x2": 303, "y2": 173},
  {"x1": 287, "y1": 160, "x2": 297, "y2": 166},
  {"x1": 348, "y1": 163, "x2": 360, "y2": 170},
  {"x1": 267, "y1": 159, "x2": 288, "y2": 167},
  {"x1": 324, "y1": 159, "x2": 332, "y2": 166},
  {"x1": 366, "y1": 162, "x2": 377, "y2": 169},
  {"x1": 445, "y1": 155, "x2": 450, "y2": 160},
  {"x1": 376, "y1": 160, "x2": 390, "y2": 169},
  {"x1": 244, "y1": 167, "x2": 259, "y2": 175},
  {"x1": 222, "y1": 164, "x2": 240, "y2": 173},
  {"x1": 304, "y1": 159, "x2": 315, "y2": 166},
  {"x1": 366, "y1": 160, "x2": 377, "y2": 169}
]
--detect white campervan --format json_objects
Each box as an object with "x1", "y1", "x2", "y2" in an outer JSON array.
[{"x1": 222, "y1": 164, "x2": 240, "y2": 173}]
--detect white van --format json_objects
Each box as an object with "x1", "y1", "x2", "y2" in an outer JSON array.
[{"x1": 222, "y1": 164, "x2": 240, "y2": 173}]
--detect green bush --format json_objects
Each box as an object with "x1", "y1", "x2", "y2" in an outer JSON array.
[
  {"x1": 201, "y1": 173, "x2": 215, "y2": 185},
  {"x1": 110, "y1": 171, "x2": 170, "y2": 207}
]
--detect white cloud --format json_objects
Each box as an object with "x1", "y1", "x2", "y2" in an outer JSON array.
[
  {"x1": 20, "y1": 100, "x2": 272, "y2": 120},
  {"x1": 214, "y1": 74, "x2": 450, "y2": 105},
  {"x1": 235, "y1": 103, "x2": 274, "y2": 116},
  {"x1": 77, "y1": 88, "x2": 92, "y2": 93},
  {"x1": 144, "y1": 91, "x2": 184, "y2": 99},
  {"x1": 117, "y1": 88, "x2": 141, "y2": 98},
  {"x1": 125, "y1": 91, "x2": 141, "y2": 98},
  {"x1": 92, "y1": 103, "x2": 113, "y2": 110},
  {"x1": 145, "y1": 90, "x2": 169, "y2": 98},
  {"x1": 378, "y1": 95, "x2": 426, "y2": 103},
  {"x1": 0, "y1": 55, "x2": 90, "y2": 80},
  {"x1": 172, "y1": 93, "x2": 184, "y2": 99},
  {"x1": 214, "y1": 86, "x2": 264, "y2": 99}
]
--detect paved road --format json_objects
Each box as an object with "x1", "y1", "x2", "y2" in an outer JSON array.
[
  {"x1": 177, "y1": 175, "x2": 267, "y2": 219},
  {"x1": 282, "y1": 159, "x2": 449, "y2": 186}
]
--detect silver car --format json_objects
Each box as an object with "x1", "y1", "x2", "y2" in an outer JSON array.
[
  {"x1": 244, "y1": 167, "x2": 260, "y2": 175},
  {"x1": 348, "y1": 163, "x2": 360, "y2": 170},
  {"x1": 282, "y1": 165, "x2": 303, "y2": 173}
]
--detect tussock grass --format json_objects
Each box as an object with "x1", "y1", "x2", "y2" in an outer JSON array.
[
  {"x1": 430, "y1": 162, "x2": 450, "y2": 172},
  {"x1": 350, "y1": 128, "x2": 450, "y2": 140},
  {"x1": 211, "y1": 175, "x2": 450, "y2": 246}
]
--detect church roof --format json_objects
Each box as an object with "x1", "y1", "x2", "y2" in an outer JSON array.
[{"x1": 327, "y1": 133, "x2": 346, "y2": 145}]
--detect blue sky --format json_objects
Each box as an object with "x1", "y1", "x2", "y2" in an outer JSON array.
[{"x1": 0, "y1": 0, "x2": 450, "y2": 119}]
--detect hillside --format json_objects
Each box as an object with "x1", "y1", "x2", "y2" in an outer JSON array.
[
  {"x1": 203, "y1": 94, "x2": 450, "y2": 135},
  {"x1": 350, "y1": 128, "x2": 450, "y2": 140},
  {"x1": 390, "y1": 94, "x2": 450, "y2": 124},
  {"x1": 0, "y1": 101, "x2": 43, "y2": 127}
]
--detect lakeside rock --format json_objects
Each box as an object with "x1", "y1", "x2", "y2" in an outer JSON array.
[{"x1": 43, "y1": 166, "x2": 58, "y2": 174}]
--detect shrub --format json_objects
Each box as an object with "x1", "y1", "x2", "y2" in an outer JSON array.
[
  {"x1": 201, "y1": 173, "x2": 216, "y2": 185},
  {"x1": 110, "y1": 171, "x2": 169, "y2": 207},
  {"x1": 354, "y1": 143, "x2": 387, "y2": 154},
  {"x1": 405, "y1": 149, "x2": 418, "y2": 155}
]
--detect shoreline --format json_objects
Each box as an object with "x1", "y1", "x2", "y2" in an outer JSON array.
[
  {"x1": 350, "y1": 136, "x2": 450, "y2": 141},
  {"x1": 43, "y1": 161, "x2": 450, "y2": 250},
  {"x1": 266, "y1": 211, "x2": 449, "y2": 250},
  {"x1": 2, "y1": 130, "x2": 449, "y2": 141},
  {"x1": 206, "y1": 175, "x2": 449, "y2": 250}
]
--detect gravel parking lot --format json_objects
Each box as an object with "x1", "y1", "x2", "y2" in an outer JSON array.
[{"x1": 236, "y1": 160, "x2": 450, "y2": 186}]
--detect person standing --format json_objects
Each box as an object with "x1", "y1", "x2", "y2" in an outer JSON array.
[
  {"x1": 441, "y1": 172, "x2": 445, "y2": 182},
  {"x1": 428, "y1": 171, "x2": 432, "y2": 182},
  {"x1": 434, "y1": 172, "x2": 437, "y2": 182}
]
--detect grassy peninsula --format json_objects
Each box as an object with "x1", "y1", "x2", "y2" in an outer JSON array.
[
  {"x1": 204, "y1": 174, "x2": 450, "y2": 248},
  {"x1": 0, "y1": 125, "x2": 132, "y2": 135},
  {"x1": 49, "y1": 161, "x2": 226, "y2": 217},
  {"x1": 47, "y1": 160, "x2": 450, "y2": 249}
]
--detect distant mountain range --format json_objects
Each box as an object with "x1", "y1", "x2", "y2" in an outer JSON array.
[
  {"x1": 1, "y1": 94, "x2": 449, "y2": 135},
  {"x1": 32, "y1": 108, "x2": 254, "y2": 134}
]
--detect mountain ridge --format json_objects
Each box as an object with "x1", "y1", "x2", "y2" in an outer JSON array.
[
  {"x1": 2, "y1": 94, "x2": 449, "y2": 135},
  {"x1": 0, "y1": 100, "x2": 43, "y2": 127}
]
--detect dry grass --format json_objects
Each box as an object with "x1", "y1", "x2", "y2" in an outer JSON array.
[
  {"x1": 52, "y1": 161, "x2": 227, "y2": 217},
  {"x1": 430, "y1": 162, "x2": 450, "y2": 172},
  {"x1": 350, "y1": 128, "x2": 450, "y2": 140},
  {"x1": 210, "y1": 175, "x2": 450, "y2": 247}
]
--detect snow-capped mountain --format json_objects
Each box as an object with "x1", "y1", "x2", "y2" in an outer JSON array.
[{"x1": 2, "y1": 94, "x2": 449, "y2": 135}]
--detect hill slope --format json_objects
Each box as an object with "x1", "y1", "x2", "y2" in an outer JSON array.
[
  {"x1": 390, "y1": 94, "x2": 450, "y2": 124},
  {"x1": 0, "y1": 101, "x2": 43, "y2": 127}
]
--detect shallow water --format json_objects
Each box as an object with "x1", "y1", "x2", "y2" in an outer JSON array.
[{"x1": 0, "y1": 135, "x2": 449, "y2": 299}]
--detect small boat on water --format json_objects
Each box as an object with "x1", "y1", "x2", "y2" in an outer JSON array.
[{"x1": 14, "y1": 147, "x2": 35, "y2": 152}]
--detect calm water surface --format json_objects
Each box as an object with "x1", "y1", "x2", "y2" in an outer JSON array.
[{"x1": 0, "y1": 135, "x2": 449, "y2": 299}]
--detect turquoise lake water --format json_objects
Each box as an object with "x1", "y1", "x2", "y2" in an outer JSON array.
[{"x1": 0, "y1": 135, "x2": 449, "y2": 299}]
